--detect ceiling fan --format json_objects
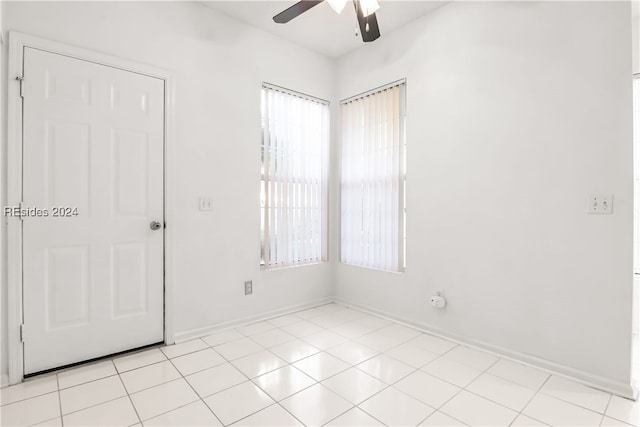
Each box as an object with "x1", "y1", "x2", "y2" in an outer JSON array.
[{"x1": 273, "y1": 0, "x2": 381, "y2": 42}]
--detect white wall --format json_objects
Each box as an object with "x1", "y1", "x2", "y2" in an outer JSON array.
[
  {"x1": 334, "y1": 1, "x2": 635, "y2": 395},
  {"x1": 633, "y1": 1, "x2": 639, "y2": 74},
  {"x1": 0, "y1": 1, "x2": 335, "y2": 383},
  {"x1": 1, "y1": 0, "x2": 636, "y2": 397}
]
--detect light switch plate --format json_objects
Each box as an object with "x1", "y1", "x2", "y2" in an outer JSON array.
[
  {"x1": 199, "y1": 197, "x2": 214, "y2": 211},
  {"x1": 587, "y1": 194, "x2": 613, "y2": 214}
]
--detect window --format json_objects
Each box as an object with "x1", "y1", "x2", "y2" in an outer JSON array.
[
  {"x1": 261, "y1": 84, "x2": 329, "y2": 268},
  {"x1": 340, "y1": 81, "x2": 407, "y2": 272}
]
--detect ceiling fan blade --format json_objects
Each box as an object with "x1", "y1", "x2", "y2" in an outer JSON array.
[
  {"x1": 273, "y1": 1, "x2": 324, "y2": 23},
  {"x1": 353, "y1": 0, "x2": 380, "y2": 42}
]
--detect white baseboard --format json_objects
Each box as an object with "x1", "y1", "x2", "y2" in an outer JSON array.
[
  {"x1": 7, "y1": 292, "x2": 631, "y2": 399},
  {"x1": 334, "y1": 297, "x2": 636, "y2": 400},
  {"x1": 173, "y1": 296, "x2": 334, "y2": 343}
]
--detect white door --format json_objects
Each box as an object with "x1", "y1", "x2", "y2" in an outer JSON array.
[{"x1": 22, "y1": 47, "x2": 165, "y2": 374}]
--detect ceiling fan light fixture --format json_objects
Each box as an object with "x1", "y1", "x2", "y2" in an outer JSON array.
[
  {"x1": 272, "y1": 0, "x2": 380, "y2": 42},
  {"x1": 359, "y1": 0, "x2": 380, "y2": 17},
  {"x1": 327, "y1": 0, "x2": 348, "y2": 14}
]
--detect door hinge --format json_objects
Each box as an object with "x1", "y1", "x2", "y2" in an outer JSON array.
[
  {"x1": 20, "y1": 324, "x2": 25, "y2": 342},
  {"x1": 16, "y1": 76, "x2": 24, "y2": 98}
]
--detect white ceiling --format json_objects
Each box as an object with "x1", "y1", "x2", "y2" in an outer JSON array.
[{"x1": 202, "y1": 1, "x2": 447, "y2": 58}]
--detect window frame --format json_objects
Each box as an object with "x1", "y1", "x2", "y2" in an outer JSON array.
[
  {"x1": 260, "y1": 83, "x2": 330, "y2": 269},
  {"x1": 339, "y1": 79, "x2": 407, "y2": 272}
]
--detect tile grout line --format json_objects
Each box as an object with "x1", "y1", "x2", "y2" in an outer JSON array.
[
  {"x1": 57, "y1": 394, "x2": 131, "y2": 419},
  {"x1": 600, "y1": 394, "x2": 613, "y2": 427},
  {"x1": 270, "y1": 343, "x2": 357, "y2": 427},
  {"x1": 244, "y1": 320, "x2": 350, "y2": 426},
  {"x1": 1, "y1": 307, "x2": 411, "y2": 425},
  {"x1": 535, "y1": 379, "x2": 613, "y2": 418},
  {"x1": 321, "y1": 387, "x2": 389, "y2": 427},
  {"x1": 599, "y1": 394, "x2": 640, "y2": 427},
  {"x1": 58, "y1": 372, "x2": 119, "y2": 392},
  {"x1": 65, "y1": 352, "x2": 175, "y2": 422},
  {"x1": 116, "y1": 369, "x2": 144, "y2": 426},
  {"x1": 251, "y1": 344, "x2": 317, "y2": 427},
  {"x1": 219, "y1": 360, "x2": 308, "y2": 426},
  {"x1": 60, "y1": 325, "x2": 350, "y2": 426},
  {"x1": 256, "y1": 318, "x2": 384, "y2": 427},
  {"x1": 184, "y1": 325, "x2": 322, "y2": 426},
  {"x1": 56, "y1": 372, "x2": 64, "y2": 427},
  {"x1": 114, "y1": 358, "x2": 168, "y2": 377},
  {"x1": 318, "y1": 403, "x2": 359, "y2": 426},
  {"x1": 222, "y1": 336, "x2": 315, "y2": 427},
  {"x1": 344, "y1": 354, "x2": 423, "y2": 425},
  {"x1": 268, "y1": 307, "x2": 461, "y2": 426},
  {"x1": 163, "y1": 351, "x2": 225, "y2": 426},
  {"x1": 230, "y1": 307, "x2": 395, "y2": 426},
  {"x1": 467, "y1": 366, "x2": 612, "y2": 424},
  {"x1": 272, "y1": 401, "x2": 308, "y2": 427},
  {"x1": 602, "y1": 392, "x2": 614, "y2": 414},
  {"x1": 158, "y1": 338, "x2": 209, "y2": 359},
  {"x1": 229, "y1": 401, "x2": 305, "y2": 427},
  {"x1": 0, "y1": 374, "x2": 59, "y2": 408},
  {"x1": 412, "y1": 349, "x2": 503, "y2": 426},
  {"x1": 0, "y1": 379, "x2": 64, "y2": 425},
  {"x1": 8, "y1": 304, "x2": 625, "y2": 427},
  {"x1": 415, "y1": 344, "x2": 611, "y2": 426},
  {"x1": 353, "y1": 382, "x2": 415, "y2": 425},
  {"x1": 193, "y1": 365, "x2": 271, "y2": 426},
  {"x1": 512, "y1": 370, "x2": 554, "y2": 426},
  {"x1": 122, "y1": 352, "x2": 214, "y2": 423}
]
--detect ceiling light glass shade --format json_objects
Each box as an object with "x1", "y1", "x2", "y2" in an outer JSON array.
[
  {"x1": 359, "y1": 0, "x2": 380, "y2": 17},
  {"x1": 327, "y1": 0, "x2": 348, "y2": 14}
]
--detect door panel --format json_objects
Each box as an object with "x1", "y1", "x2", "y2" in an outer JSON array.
[
  {"x1": 45, "y1": 246, "x2": 90, "y2": 329},
  {"x1": 22, "y1": 47, "x2": 165, "y2": 374},
  {"x1": 111, "y1": 242, "x2": 148, "y2": 318},
  {"x1": 45, "y1": 120, "x2": 91, "y2": 211},
  {"x1": 112, "y1": 129, "x2": 149, "y2": 216}
]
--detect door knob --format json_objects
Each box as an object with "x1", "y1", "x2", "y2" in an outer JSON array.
[{"x1": 150, "y1": 221, "x2": 162, "y2": 231}]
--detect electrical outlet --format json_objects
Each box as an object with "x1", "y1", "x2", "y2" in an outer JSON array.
[
  {"x1": 199, "y1": 197, "x2": 214, "y2": 211},
  {"x1": 587, "y1": 194, "x2": 613, "y2": 214},
  {"x1": 244, "y1": 280, "x2": 253, "y2": 295}
]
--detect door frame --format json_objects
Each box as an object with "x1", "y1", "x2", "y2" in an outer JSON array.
[{"x1": 6, "y1": 31, "x2": 176, "y2": 384}]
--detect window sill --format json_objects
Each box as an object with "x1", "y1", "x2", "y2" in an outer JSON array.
[
  {"x1": 339, "y1": 262, "x2": 405, "y2": 275},
  {"x1": 261, "y1": 261, "x2": 327, "y2": 272}
]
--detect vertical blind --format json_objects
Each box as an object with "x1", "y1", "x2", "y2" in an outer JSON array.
[
  {"x1": 341, "y1": 82, "x2": 406, "y2": 272},
  {"x1": 261, "y1": 84, "x2": 329, "y2": 268}
]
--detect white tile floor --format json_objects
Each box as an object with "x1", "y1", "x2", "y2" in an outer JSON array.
[{"x1": 1, "y1": 303, "x2": 638, "y2": 427}]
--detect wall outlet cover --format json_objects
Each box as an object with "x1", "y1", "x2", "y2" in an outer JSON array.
[
  {"x1": 199, "y1": 197, "x2": 214, "y2": 211},
  {"x1": 587, "y1": 194, "x2": 613, "y2": 214}
]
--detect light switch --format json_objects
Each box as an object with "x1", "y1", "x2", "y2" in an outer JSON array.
[
  {"x1": 199, "y1": 197, "x2": 214, "y2": 211},
  {"x1": 587, "y1": 194, "x2": 613, "y2": 214}
]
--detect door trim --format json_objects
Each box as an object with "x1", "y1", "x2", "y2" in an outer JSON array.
[{"x1": 6, "y1": 31, "x2": 176, "y2": 384}]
